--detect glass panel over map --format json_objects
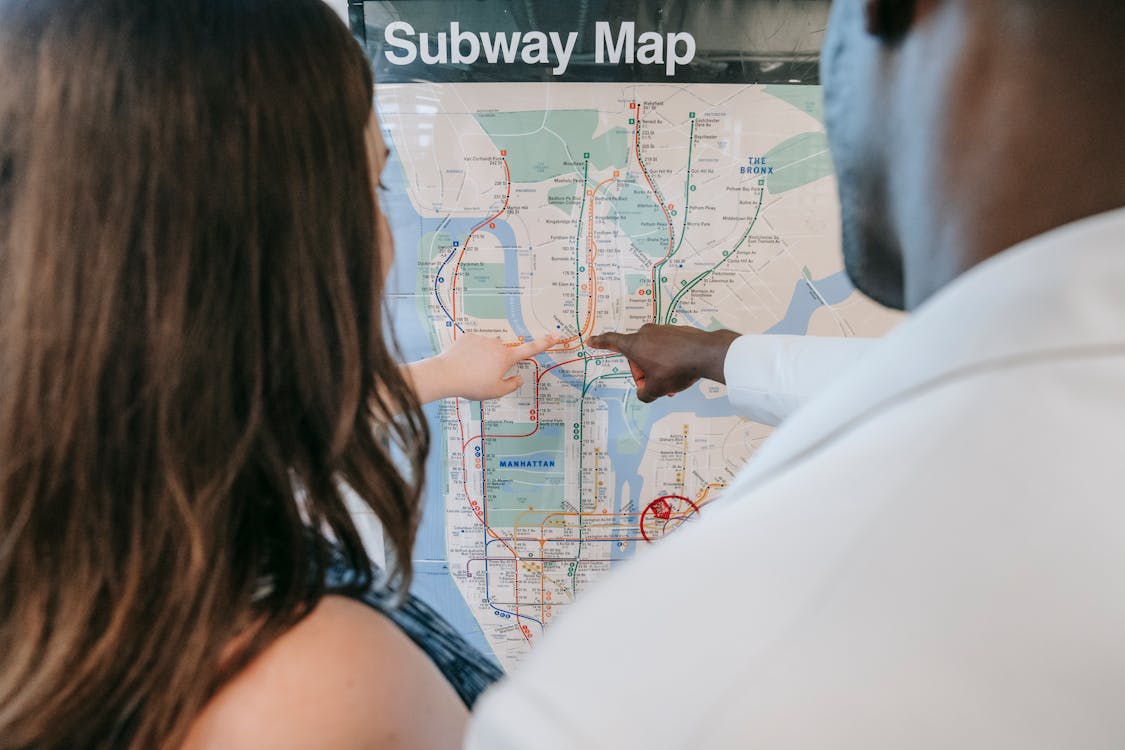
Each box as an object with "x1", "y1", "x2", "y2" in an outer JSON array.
[{"x1": 357, "y1": 2, "x2": 900, "y2": 670}]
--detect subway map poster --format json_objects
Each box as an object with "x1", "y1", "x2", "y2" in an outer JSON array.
[{"x1": 378, "y1": 82, "x2": 897, "y2": 668}]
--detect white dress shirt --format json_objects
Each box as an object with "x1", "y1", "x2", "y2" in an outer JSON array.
[
  {"x1": 466, "y1": 208, "x2": 1125, "y2": 750},
  {"x1": 723, "y1": 334, "x2": 879, "y2": 427}
]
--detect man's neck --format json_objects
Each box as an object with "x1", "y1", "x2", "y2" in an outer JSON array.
[{"x1": 903, "y1": 6, "x2": 1125, "y2": 310}]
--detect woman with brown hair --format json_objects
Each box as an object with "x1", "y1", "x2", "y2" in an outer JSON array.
[{"x1": 0, "y1": 0, "x2": 550, "y2": 746}]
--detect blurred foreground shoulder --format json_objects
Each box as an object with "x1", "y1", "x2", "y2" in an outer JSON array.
[{"x1": 184, "y1": 595, "x2": 467, "y2": 750}]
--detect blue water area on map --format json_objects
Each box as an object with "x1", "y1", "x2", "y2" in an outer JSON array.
[
  {"x1": 382, "y1": 156, "x2": 502, "y2": 666},
  {"x1": 767, "y1": 272, "x2": 855, "y2": 334},
  {"x1": 380, "y1": 158, "x2": 532, "y2": 336},
  {"x1": 410, "y1": 399, "x2": 501, "y2": 667},
  {"x1": 383, "y1": 157, "x2": 439, "y2": 360},
  {"x1": 675, "y1": 271, "x2": 855, "y2": 336},
  {"x1": 589, "y1": 380, "x2": 738, "y2": 537}
]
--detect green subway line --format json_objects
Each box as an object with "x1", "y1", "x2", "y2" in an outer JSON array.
[
  {"x1": 572, "y1": 361, "x2": 629, "y2": 598},
  {"x1": 663, "y1": 186, "x2": 765, "y2": 324},
  {"x1": 572, "y1": 356, "x2": 590, "y2": 597},
  {"x1": 652, "y1": 119, "x2": 697, "y2": 320},
  {"x1": 581, "y1": 371, "x2": 631, "y2": 397},
  {"x1": 573, "y1": 159, "x2": 589, "y2": 339}
]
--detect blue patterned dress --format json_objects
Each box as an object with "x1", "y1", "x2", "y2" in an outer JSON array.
[{"x1": 322, "y1": 548, "x2": 504, "y2": 708}]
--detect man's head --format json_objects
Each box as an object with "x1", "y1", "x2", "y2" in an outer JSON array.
[{"x1": 823, "y1": 0, "x2": 1125, "y2": 311}]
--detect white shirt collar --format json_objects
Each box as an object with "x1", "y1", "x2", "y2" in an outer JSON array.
[{"x1": 729, "y1": 207, "x2": 1125, "y2": 494}]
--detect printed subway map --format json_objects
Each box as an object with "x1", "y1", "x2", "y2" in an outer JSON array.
[{"x1": 375, "y1": 82, "x2": 897, "y2": 669}]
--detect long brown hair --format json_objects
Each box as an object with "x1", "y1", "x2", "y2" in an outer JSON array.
[{"x1": 0, "y1": 0, "x2": 428, "y2": 746}]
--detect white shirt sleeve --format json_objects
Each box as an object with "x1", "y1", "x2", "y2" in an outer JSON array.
[{"x1": 724, "y1": 335, "x2": 879, "y2": 426}]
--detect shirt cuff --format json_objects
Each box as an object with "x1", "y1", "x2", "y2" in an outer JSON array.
[{"x1": 724, "y1": 335, "x2": 803, "y2": 427}]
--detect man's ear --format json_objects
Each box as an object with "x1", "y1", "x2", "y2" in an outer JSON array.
[{"x1": 863, "y1": 0, "x2": 917, "y2": 40}]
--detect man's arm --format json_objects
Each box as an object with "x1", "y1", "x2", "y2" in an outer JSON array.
[
  {"x1": 723, "y1": 334, "x2": 880, "y2": 426},
  {"x1": 589, "y1": 325, "x2": 877, "y2": 427},
  {"x1": 588, "y1": 325, "x2": 739, "y2": 402}
]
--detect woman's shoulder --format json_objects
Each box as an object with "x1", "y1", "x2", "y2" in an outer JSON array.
[{"x1": 184, "y1": 595, "x2": 468, "y2": 749}]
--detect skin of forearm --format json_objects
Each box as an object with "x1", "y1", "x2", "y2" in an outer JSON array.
[
  {"x1": 401, "y1": 358, "x2": 456, "y2": 405},
  {"x1": 696, "y1": 329, "x2": 741, "y2": 384}
]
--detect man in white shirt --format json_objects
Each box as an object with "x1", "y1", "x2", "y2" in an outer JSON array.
[{"x1": 467, "y1": 0, "x2": 1125, "y2": 747}]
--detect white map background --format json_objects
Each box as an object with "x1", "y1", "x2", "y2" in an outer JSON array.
[{"x1": 372, "y1": 82, "x2": 898, "y2": 669}]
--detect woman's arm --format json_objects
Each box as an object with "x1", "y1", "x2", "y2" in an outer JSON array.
[{"x1": 403, "y1": 333, "x2": 558, "y2": 404}]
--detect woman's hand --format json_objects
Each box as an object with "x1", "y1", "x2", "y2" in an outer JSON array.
[{"x1": 405, "y1": 333, "x2": 559, "y2": 404}]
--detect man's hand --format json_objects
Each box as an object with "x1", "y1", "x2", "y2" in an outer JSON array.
[{"x1": 588, "y1": 325, "x2": 740, "y2": 403}]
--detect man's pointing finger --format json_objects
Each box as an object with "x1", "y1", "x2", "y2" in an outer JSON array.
[{"x1": 588, "y1": 331, "x2": 632, "y2": 355}]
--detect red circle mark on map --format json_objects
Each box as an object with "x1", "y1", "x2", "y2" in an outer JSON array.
[{"x1": 639, "y1": 495, "x2": 702, "y2": 543}]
